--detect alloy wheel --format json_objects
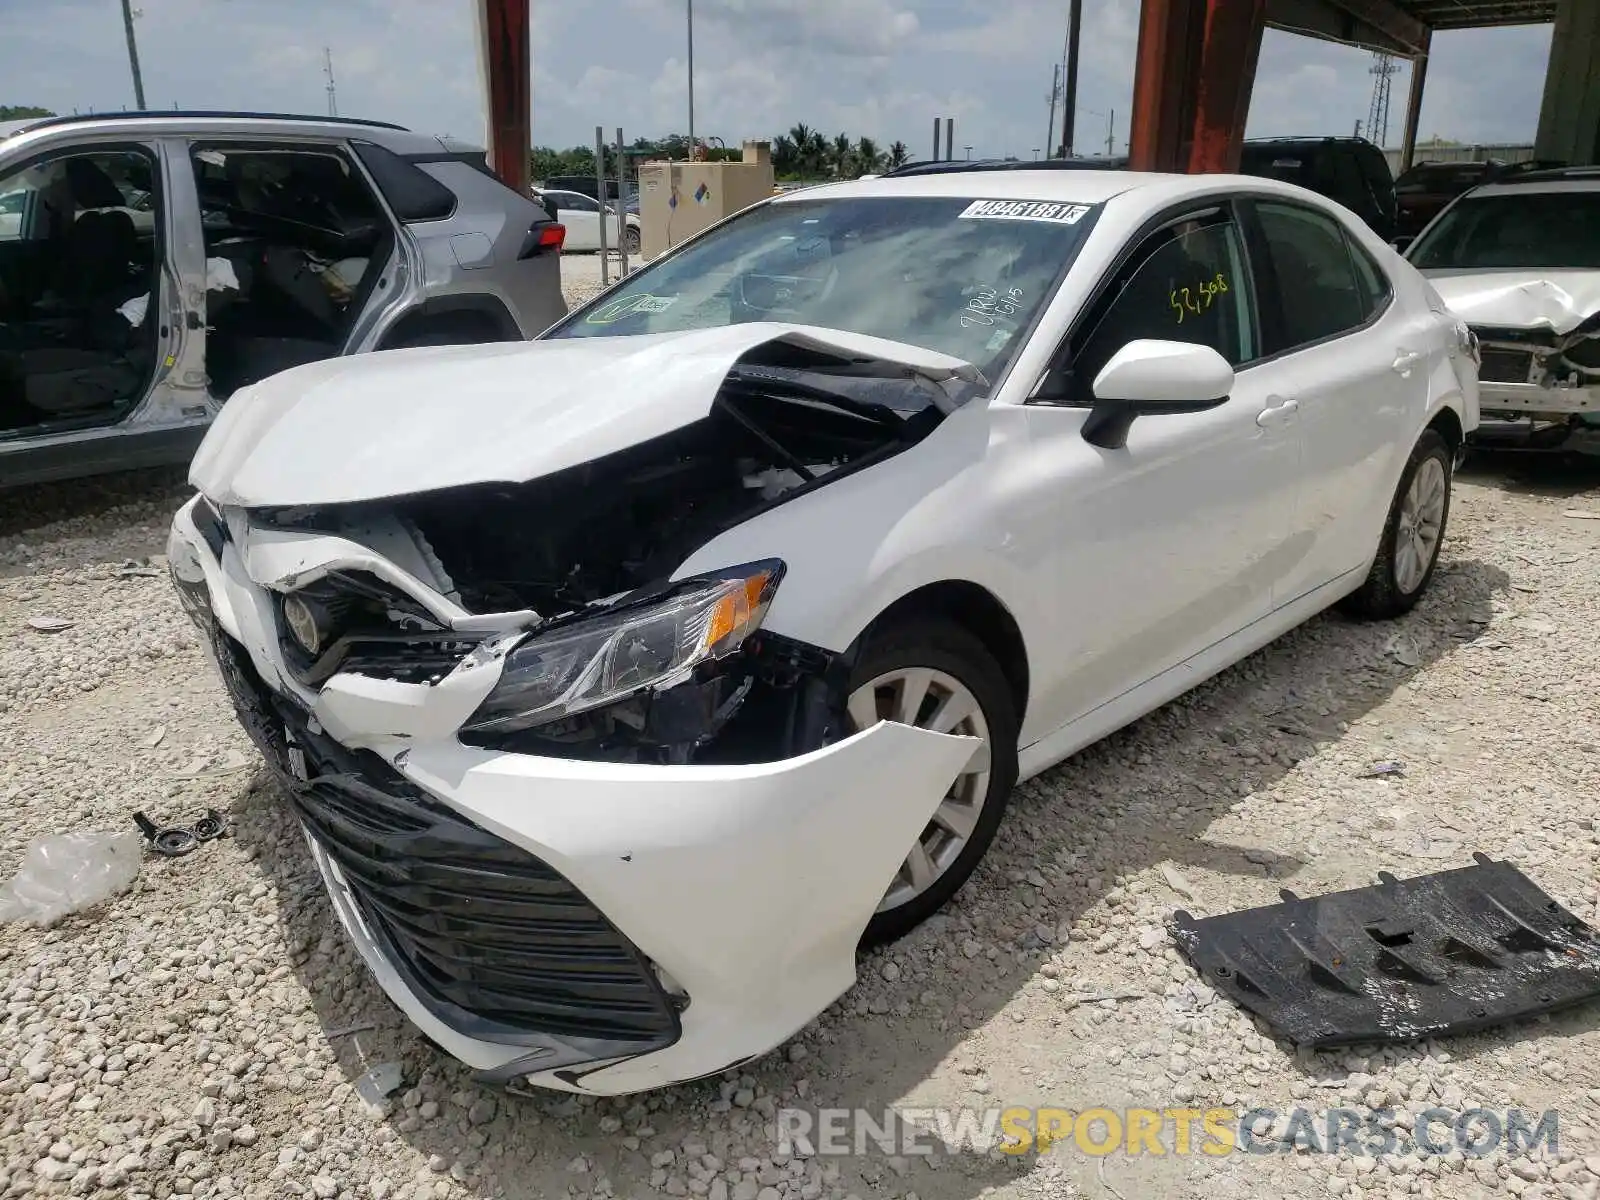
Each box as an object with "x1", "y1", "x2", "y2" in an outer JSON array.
[
  {"x1": 1394, "y1": 456, "x2": 1447, "y2": 594},
  {"x1": 846, "y1": 667, "x2": 993, "y2": 912}
]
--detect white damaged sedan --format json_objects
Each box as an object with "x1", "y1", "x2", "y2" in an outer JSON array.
[{"x1": 167, "y1": 167, "x2": 1478, "y2": 1094}]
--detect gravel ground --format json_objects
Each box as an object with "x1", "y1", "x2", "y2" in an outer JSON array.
[{"x1": 2, "y1": 311, "x2": 1598, "y2": 1200}]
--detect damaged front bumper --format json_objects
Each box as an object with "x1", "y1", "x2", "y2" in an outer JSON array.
[
  {"x1": 167, "y1": 495, "x2": 977, "y2": 1094},
  {"x1": 1467, "y1": 320, "x2": 1600, "y2": 450}
]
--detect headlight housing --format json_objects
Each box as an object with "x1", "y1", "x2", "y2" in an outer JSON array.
[{"x1": 462, "y1": 561, "x2": 783, "y2": 735}]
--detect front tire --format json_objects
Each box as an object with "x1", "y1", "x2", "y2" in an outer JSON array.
[
  {"x1": 847, "y1": 619, "x2": 1019, "y2": 947},
  {"x1": 1340, "y1": 428, "x2": 1453, "y2": 620}
]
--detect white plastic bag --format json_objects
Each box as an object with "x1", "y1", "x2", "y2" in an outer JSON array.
[{"x1": 0, "y1": 832, "x2": 142, "y2": 927}]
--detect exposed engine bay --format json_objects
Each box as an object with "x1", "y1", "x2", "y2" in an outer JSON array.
[
  {"x1": 1474, "y1": 318, "x2": 1600, "y2": 395},
  {"x1": 247, "y1": 369, "x2": 948, "y2": 765}
]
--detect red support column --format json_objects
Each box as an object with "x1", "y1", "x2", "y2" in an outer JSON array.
[
  {"x1": 477, "y1": 0, "x2": 531, "y2": 193},
  {"x1": 1127, "y1": 0, "x2": 1266, "y2": 175},
  {"x1": 1187, "y1": 0, "x2": 1265, "y2": 173}
]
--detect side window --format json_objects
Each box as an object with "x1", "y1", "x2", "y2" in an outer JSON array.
[
  {"x1": 1254, "y1": 202, "x2": 1369, "y2": 351},
  {"x1": 1345, "y1": 234, "x2": 1391, "y2": 321},
  {"x1": 567, "y1": 194, "x2": 600, "y2": 213},
  {"x1": 0, "y1": 146, "x2": 157, "y2": 245},
  {"x1": 1066, "y1": 213, "x2": 1257, "y2": 403}
]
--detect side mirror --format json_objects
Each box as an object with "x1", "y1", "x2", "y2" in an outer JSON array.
[
  {"x1": 1391, "y1": 234, "x2": 1414, "y2": 252},
  {"x1": 1082, "y1": 339, "x2": 1234, "y2": 450}
]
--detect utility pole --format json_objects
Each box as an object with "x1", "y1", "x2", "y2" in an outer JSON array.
[
  {"x1": 1045, "y1": 63, "x2": 1061, "y2": 160},
  {"x1": 1060, "y1": 0, "x2": 1082, "y2": 157},
  {"x1": 120, "y1": 0, "x2": 146, "y2": 110},
  {"x1": 686, "y1": 0, "x2": 696, "y2": 160},
  {"x1": 324, "y1": 48, "x2": 338, "y2": 117},
  {"x1": 1106, "y1": 109, "x2": 1114, "y2": 157}
]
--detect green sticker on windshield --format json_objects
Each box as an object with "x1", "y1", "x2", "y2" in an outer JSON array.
[{"x1": 585, "y1": 294, "x2": 677, "y2": 324}]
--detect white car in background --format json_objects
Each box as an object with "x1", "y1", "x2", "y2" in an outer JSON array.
[
  {"x1": 168, "y1": 166, "x2": 1477, "y2": 1095},
  {"x1": 534, "y1": 186, "x2": 642, "y2": 254},
  {"x1": 1405, "y1": 165, "x2": 1600, "y2": 455}
]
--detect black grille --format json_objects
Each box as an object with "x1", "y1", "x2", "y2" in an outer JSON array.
[
  {"x1": 1478, "y1": 347, "x2": 1534, "y2": 385},
  {"x1": 207, "y1": 625, "x2": 681, "y2": 1050}
]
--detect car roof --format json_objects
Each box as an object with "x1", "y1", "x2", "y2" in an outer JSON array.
[
  {"x1": 1468, "y1": 172, "x2": 1600, "y2": 197},
  {"x1": 0, "y1": 110, "x2": 465, "y2": 158},
  {"x1": 770, "y1": 167, "x2": 1358, "y2": 217},
  {"x1": 777, "y1": 168, "x2": 1168, "y2": 206}
]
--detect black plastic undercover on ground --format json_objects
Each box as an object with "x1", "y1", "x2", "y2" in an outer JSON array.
[{"x1": 1172, "y1": 855, "x2": 1600, "y2": 1048}]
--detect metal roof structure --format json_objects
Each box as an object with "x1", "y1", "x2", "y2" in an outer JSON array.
[
  {"x1": 1267, "y1": 0, "x2": 1556, "y2": 56},
  {"x1": 1399, "y1": 0, "x2": 1556, "y2": 29}
]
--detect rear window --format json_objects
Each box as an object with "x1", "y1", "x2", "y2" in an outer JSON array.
[
  {"x1": 1407, "y1": 189, "x2": 1600, "y2": 269},
  {"x1": 546, "y1": 194, "x2": 1103, "y2": 381}
]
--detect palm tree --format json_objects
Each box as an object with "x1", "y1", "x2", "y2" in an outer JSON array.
[
  {"x1": 787, "y1": 124, "x2": 818, "y2": 176},
  {"x1": 771, "y1": 134, "x2": 798, "y2": 177},
  {"x1": 887, "y1": 140, "x2": 909, "y2": 169},
  {"x1": 854, "y1": 136, "x2": 883, "y2": 175},
  {"x1": 800, "y1": 130, "x2": 828, "y2": 178},
  {"x1": 830, "y1": 133, "x2": 852, "y2": 177}
]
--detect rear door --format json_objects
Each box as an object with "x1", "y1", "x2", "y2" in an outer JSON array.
[{"x1": 1239, "y1": 196, "x2": 1421, "y2": 606}]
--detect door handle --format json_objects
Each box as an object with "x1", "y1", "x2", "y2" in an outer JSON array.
[
  {"x1": 1392, "y1": 349, "x2": 1423, "y2": 375},
  {"x1": 1255, "y1": 397, "x2": 1299, "y2": 428}
]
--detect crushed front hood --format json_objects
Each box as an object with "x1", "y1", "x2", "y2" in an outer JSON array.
[
  {"x1": 189, "y1": 323, "x2": 983, "y2": 508},
  {"x1": 1421, "y1": 269, "x2": 1600, "y2": 335}
]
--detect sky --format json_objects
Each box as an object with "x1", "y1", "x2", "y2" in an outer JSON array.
[{"x1": 0, "y1": 0, "x2": 1557, "y2": 159}]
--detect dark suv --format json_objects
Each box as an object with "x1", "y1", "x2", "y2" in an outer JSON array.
[{"x1": 1237, "y1": 137, "x2": 1397, "y2": 240}]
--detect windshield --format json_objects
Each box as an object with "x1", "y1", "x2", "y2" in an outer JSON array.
[
  {"x1": 1407, "y1": 189, "x2": 1600, "y2": 270},
  {"x1": 545, "y1": 194, "x2": 1102, "y2": 380}
]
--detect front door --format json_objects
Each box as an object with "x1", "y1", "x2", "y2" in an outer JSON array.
[
  {"x1": 0, "y1": 141, "x2": 177, "y2": 452},
  {"x1": 1018, "y1": 202, "x2": 1304, "y2": 738}
]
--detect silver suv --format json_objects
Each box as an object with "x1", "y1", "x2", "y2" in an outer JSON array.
[{"x1": 0, "y1": 111, "x2": 568, "y2": 486}]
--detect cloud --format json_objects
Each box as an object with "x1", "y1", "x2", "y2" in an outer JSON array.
[{"x1": 0, "y1": 0, "x2": 1560, "y2": 159}]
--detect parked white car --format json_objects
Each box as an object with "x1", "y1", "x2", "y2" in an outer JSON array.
[
  {"x1": 1404, "y1": 165, "x2": 1600, "y2": 455},
  {"x1": 168, "y1": 166, "x2": 1478, "y2": 1095},
  {"x1": 534, "y1": 186, "x2": 641, "y2": 254}
]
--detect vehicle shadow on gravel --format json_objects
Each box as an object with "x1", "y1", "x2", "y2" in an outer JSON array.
[
  {"x1": 1459, "y1": 448, "x2": 1600, "y2": 501},
  {"x1": 230, "y1": 555, "x2": 1509, "y2": 1200},
  {"x1": 0, "y1": 466, "x2": 190, "y2": 539}
]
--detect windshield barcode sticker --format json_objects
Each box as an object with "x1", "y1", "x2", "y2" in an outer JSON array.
[{"x1": 959, "y1": 200, "x2": 1091, "y2": 224}]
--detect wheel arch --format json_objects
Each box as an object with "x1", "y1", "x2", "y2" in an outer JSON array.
[
  {"x1": 857, "y1": 580, "x2": 1031, "y2": 729},
  {"x1": 1426, "y1": 403, "x2": 1465, "y2": 462},
  {"x1": 375, "y1": 293, "x2": 524, "y2": 349}
]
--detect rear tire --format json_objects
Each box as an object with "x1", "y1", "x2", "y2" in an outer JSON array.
[
  {"x1": 624, "y1": 226, "x2": 641, "y2": 255},
  {"x1": 848, "y1": 618, "x2": 1019, "y2": 947},
  {"x1": 1340, "y1": 428, "x2": 1453, "y2": 620}
]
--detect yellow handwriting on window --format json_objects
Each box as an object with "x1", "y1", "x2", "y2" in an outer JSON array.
[{"x1": 1169, "y1": 272, "x2": 1228, "y2": 324}]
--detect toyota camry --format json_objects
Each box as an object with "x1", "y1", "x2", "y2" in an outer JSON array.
[{"x1": 167, "y1": 165, "x2": 1479, "y2": 1095}]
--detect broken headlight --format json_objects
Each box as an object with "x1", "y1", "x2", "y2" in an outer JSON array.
[{"x1": 462, "y1": 561, "x2": 783, "y2": 736}]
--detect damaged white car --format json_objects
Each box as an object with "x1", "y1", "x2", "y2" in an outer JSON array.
[
  {"x1": 167, "y1": 168, "x2": 1477, "y2": 1094},
  {"x1": 1406, "y1": 165, "x2": 1600, "y2": 454}
]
